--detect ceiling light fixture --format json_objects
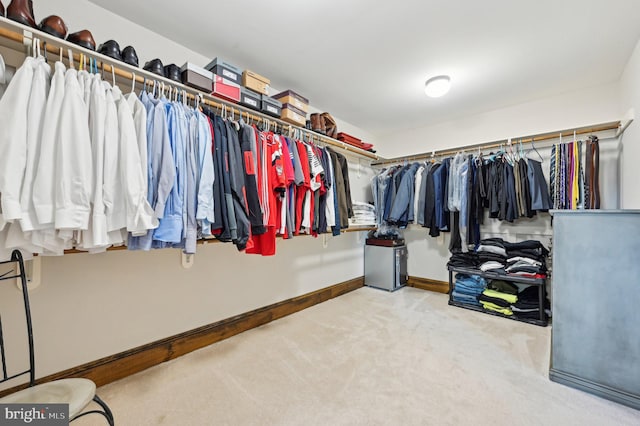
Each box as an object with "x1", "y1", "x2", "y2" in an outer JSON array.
[{"x1": 425, "y1": 75, "x2": 451, "y2": 98}]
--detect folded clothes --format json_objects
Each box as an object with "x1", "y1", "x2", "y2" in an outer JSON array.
[
  {"x1": 512, "y1": 302, "x2": 540, "y2": 310},
  {"x1": 508, "y1": 272, "x2": 546, "y2": 279},
  {"x1": 452, "y1": 291, "x2": 481, "y2": 305},
  {"x1": 480, "y1": 301, "x2": 513, "y2": 316},
  {"x1": 506, "y1": 257, "x2": 542, "y2": 267},
  {"x1": 477, "y1": 245, "x2": 507, "y2": 256},
  {"x1": 448, "y1": 252, "x2": 480, "y2": 268},
  {"x1": 482, "y1": 289, "x2": 518, "y2": 304},
  {"x1": 478, "y1": 293, "x2": 511, "y2": 308},
  {"x1": 477, "y1": 251, "x2": 508, "y2": 260},
  {"x1": 455, "y1": 274, "x2": 487, "y2": 287},
  {"x1": 514, "y1": 311, "x2": 545, "y2": 320},
  {"x1": 479, "y1": 238, "x2": 507, "y2": 248},
  {"x1": 480, "y1": 261, "x2": 505, "y2": 272},
  {"x1": 507, "y1": 248, "x2": 548, "y2": 260},
  {"x1": 518, "y1": 285, "x2": 540, "y2": 301},
  {"x1": 505, "y1": 264, "x2": 542, "y2": 274},
  {"x1": 453, "y1": 286, "x2": 484, "y2": 297},
  {"x1": 487, "y1": 280, "x2": 518, "y2": 295},
  {"x1": 502, "y1": 240, "x2": 546, "y2": 251}
]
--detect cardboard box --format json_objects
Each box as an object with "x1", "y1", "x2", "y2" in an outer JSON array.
[
  {"x1": 280, "y1": 103, "x2": 307, "y2": 126},
  {"x1": 180, "y1": 63, "x2": 213, "y2": 92},
  {"x1": 239, "y1": 87, "x2": 261, "y2": 111},
  {"x1": 212, "y1": 75, "x2": 240, "y2": 103},
  {"x1": 205, "y1": 58, "x2": 242, "y2": 85},
  {"x1": 260, "y1": 94, "x2": 282, "y2": 118},
  {"x1": 243, "y1": 70, "x2": 270, "y2": 95},
  {"x1": 273, "y1": 90, "x2": 309, "y2": 113}
]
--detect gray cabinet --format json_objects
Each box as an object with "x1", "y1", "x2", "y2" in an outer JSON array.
[
  {"x1": 364, "y1": 244, "x2": 407, "y2": 292},
  {"x1": 550, "y1": 210, "x2": 640, "y2": 410}
]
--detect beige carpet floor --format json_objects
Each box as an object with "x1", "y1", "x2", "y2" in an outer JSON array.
[{"x1": 76, "y1": 287, "x2": 640, "y2": 426}]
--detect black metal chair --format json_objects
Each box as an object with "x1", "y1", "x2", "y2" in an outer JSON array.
[{"x1": 0, "y1": 250, "x2": 114, "y2": 424}]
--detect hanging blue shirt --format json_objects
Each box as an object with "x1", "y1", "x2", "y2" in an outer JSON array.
[
  {"x1": 129, "y1": 93, "x2": 175, "y2": 250},
  {"x1": 154, "y1": 100, "x2": 185, "y2": 245}
]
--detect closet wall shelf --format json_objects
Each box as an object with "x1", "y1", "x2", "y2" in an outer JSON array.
[
  {"x1": 59, "y1": 228, "x2": 375, "y2": 255},
  {"x1": 0, "y1": 17, "x2": 381, "y2": 162},
  {"x1": 372, "y1": 120, "x2": 627, "y2": 166}
]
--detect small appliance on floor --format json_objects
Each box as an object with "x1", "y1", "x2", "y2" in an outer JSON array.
[{"x1": 364, "y1": 238, "x2": 407, "y2": 292}]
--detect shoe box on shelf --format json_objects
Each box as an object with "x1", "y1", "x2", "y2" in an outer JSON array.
[
  {"x1": 243, "y1": 70, "x2": 270, "y2": 95},
  {"x1": 260, "y1": 94, "x2": 282, "y2": 118},
  {"x1": 180, "y1": 63, "x2": 213, "y2": 92},
  {"x1": 212, "y1": 75, "x2": 241, "y2": 103},
  {"x1": 273, "y1": 90, "x2": 309, "y2": 127},
  {"x1": 239, "y1": 87, "x2": 262, "y2": 111},
  {"x1": 273, "y1": 90, "x2": 309, "y2": 114},
  {"x1": 205, "y1": 57, "x2": 243, "y2": 86},
  {"x1": 281, "y1": 103, "x2": 307, "y2": 127}
]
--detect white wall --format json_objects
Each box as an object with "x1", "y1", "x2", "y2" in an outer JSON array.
[
  {"x1": 0, "y1": 0, "x2": 377, "y2": 383},
  {"x1": 376, "y1": 82, "x2": 621, "y2": 158},
  {"x1": 619, "y1": 38, "x2": 640, "y2": 208}
]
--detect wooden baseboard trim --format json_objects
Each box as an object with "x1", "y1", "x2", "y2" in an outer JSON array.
[
  {"x1": 407, "y1": 276, "x2": 449, "y2": 294},
  {"x1": 1, "y1": 277, "x2": 364, "y2": 397}
]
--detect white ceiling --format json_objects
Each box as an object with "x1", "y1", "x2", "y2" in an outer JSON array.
[{"x1": 88, "y1": 0, "x2": 640, "y2": 138}]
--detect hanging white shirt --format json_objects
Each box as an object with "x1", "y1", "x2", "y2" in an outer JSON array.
[
  {"x1": 32, "y1": 61, "x2": 66, "y2": 228},
  {"x1": 126, "y1": 91, "x2": 149, "y2": 197},
  {"x1": 54, "y1": 68, "x2": 93, "y2": 232},
  {"x1": 102, "y1": 82, "x2": 124, "y2": 245},
  {"x1": 0, "y1": 56, "x2": 36, "y2": 222},
  {"x1": 113, "y1": 86, "x2": 157, "y2": 235},
  {"x1": 79, "y1": 73, "x2": 109, "y2": 250},
  {"x1": 19, "y1": 57, "x2": 51, "y2": 232},
  {"x1": 4, "y1": 57, "x2": 51, "y2": 254}
]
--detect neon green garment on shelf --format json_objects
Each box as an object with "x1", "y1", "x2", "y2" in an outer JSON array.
[
  {"x1": 481, "y1": 301, "x2": 513, "y2": 316},
  {"x1": 482, "y1": 289, "x2": 517, "y2": 304}
]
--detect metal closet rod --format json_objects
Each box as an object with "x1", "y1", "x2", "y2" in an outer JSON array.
[
  {"x1": 371, "y1": 121, "x2": 623, "y2": 166},
  {"x1": 0, "y1": 21, "x2": 380, "y2": 161}
]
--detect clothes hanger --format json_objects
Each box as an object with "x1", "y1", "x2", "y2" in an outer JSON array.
[
  {"x1": 130, "y1": 72, "x2": 136, "y2": 94},
  {"x1": 529, "y1": 139, "x2": 544, "y2": 163},
  {"x1": 67, "y1": 48, "x2": 74, "y2": 70}
]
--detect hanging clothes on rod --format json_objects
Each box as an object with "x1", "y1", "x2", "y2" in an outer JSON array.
[
  {"x1": 372, "y1": 147, "x2": 553, "y2": 252},
  {"x1": 0, "y1": 46, "x2": 355, "y2": 259},
  {"x1": 549, "y1": 135, "x2": 599, "y2": 210}
]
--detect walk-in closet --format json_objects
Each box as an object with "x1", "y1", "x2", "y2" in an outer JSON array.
[{"x1": 0, "y1": 1, "x2": 639, "y2": 425}]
